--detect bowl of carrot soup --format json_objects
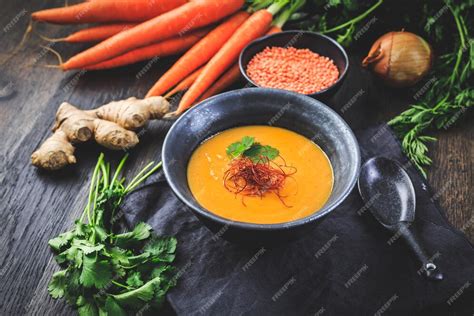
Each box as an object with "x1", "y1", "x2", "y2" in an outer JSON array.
[{"x1": 162, "y1": 88, "x2": 359, "y2": 244}]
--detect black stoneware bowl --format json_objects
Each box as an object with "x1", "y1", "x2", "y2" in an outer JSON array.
[
  {"x1": 162, "y1": 88, "x2": 360, "y2": 245},
  {"x1": 239, "y1": 31, "x2": 349, "y2": 99}
]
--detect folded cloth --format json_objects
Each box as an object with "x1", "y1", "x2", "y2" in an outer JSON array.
[{"x1": 121, "y1": 124, "x2": 474, "y2": 315}]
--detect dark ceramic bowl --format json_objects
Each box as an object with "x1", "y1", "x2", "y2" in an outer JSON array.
[
  {"x1": 162, "y1": 88, "x2": 360, "y2": 244},
  {"x1": 239, "y1": 31, "x2": 349, "y2": 99}
]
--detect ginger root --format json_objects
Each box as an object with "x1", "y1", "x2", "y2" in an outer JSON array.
[{"x1": 31, "y1": 96, "x2": 169, "y2": 170}]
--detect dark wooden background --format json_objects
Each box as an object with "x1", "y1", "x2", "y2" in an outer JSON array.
[{"x1": 0, "y1": 1, "x2": 472, "y2": 315}]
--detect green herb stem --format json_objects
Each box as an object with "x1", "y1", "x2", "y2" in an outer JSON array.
[
  {"x1": 81, "y1": 153, "x2": 104, "y2": 223},
  {"x1": 111, "y1": 280, "x2": 132, "y2": 290},
  {"x1": 322, "y1": 0, "x2": 384, "y2": 34},
  {"x1": 266, "y1": 0, "x2": 289, "y2": 16},
  {"x1": 274, "y1": 0, "x2": 306, "y2": 28},
  {"x1": 125, "y1": 161, "x2": 163, "y2": 193},
  {"x1": 110, "y1": 154, "x2": 129, "y2": 189}
]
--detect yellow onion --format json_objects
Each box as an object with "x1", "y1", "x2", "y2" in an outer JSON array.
[{"x1": 362, "y1": 31, "x2": 433, "y2": 87}]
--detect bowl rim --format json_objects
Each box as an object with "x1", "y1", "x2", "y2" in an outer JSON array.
[
  {"x1": 239, "y1": 30, "x2": 349, "y2": 96},
  {"x1": 162, "y1": 88, "x2": 360, "y2": 231}
]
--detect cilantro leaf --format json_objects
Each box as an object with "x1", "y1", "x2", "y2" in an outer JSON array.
[
  {"x1": 150, "y1": 266, "x2": 177, "y2": 309},
  {"x1": 150, "y1": 265, "x2": 174, "y2": 280},
  {"x1": 80, "y1": 254, "x2": 113, "y2": 289},
  {"x1": 48, "y1": 270, "x2": 68, "y2": 299},
  {"x1": 226, "y1": 136, "x2": 255, "y2": 158},
  {"x1": 112, "y1": 277, "x2": 160, "y2": 308},
  {"x1": 126, "y1": 252, "x2": 150, "y2": 266},
  {"x1": 226, "y1": 136, "x2": 279, "y2": 162},
  {"x1": 64, "y1": 270, "x2": 82, "y2": 305},
  {"x1": 108, "y1": 246, "x2": 130, "y2": 265},
  {"x1": 56, "y1": 246, "x2": 83, "y2": 268},
  {"x1": 72, "y1": 240, "x2": 104, "y2": 255},
  {"x1": 241, "y1": 136, "x2": 254, "y2": 148},
  {"x1": 261, "y1": 145, "x2": 279, "y2": 160},
  {"x1": 49, "y1": 230, "x2": 75, "y2": 251},
  {"x1": 104, "y1": 297, "x2": 127, "y2": 316},
  {"x1": 243, "y1": 144, "x2": 279, "y2": 162},
  {"x1": 77, "y1": 299, "x2": 98, "y2": 316},
  {"x1": 126, "y1": 271, "x2": 144, "y2": 288},
  {"x1": 114, "y1": 222, "x2": 152, "y2": 248},
  {"x1": 144, "y1": 236, "x2": 177, "y2": 263},
  {"x1": 75, "y1": 220, "x2": 90, "y2": 237},
  {"x1": 93, "y1": 226, "x2": 108, "y2": 242}
]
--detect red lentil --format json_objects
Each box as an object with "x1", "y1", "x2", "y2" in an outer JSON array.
[{"x1": 246, "y1": 46, "x2": 340, "y2": 94}]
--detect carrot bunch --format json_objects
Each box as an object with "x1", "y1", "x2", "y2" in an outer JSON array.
[
  {"x1": 32, "y1": 0, "x2": 305, "y2": 114},
  {"x1": 163, "y1": 0, "x2": 305, "y2": 115},
  {"x1": 32, "y1": 0, "x2": 188, "y2": 24}
]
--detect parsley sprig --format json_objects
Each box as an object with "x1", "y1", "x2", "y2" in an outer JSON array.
[
  {"x1": 226, "y1": 136, "x2": 279, "y2": 162},
  {"x1": 48, "y1": 154, "x2": 177, "y2": 316}
]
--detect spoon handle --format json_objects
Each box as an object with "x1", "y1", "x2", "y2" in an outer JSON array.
[{"x1": 397, "y1": 223, "x2": 444, "y2": 281}]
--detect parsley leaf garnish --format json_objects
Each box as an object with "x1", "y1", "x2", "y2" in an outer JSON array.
[
  {"x1": 226, "y1": 136, "x2": 279, "y2": 162},
  {"x1": 226, "y1": 136, "x2": 255, "y2": 158}
]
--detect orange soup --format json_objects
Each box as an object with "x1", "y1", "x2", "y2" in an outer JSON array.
[{"x1": 187, "y1": 126, "x2": 333, "y2": 224}]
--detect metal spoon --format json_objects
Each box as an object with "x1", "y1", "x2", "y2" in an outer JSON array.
[{"x1": 358, "y1": 156, "x2": 443, "y2": 281}]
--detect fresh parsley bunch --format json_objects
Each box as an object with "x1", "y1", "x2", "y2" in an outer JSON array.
[{"x1": 48, "y1": 154, "x2": 177, "y2": 316}]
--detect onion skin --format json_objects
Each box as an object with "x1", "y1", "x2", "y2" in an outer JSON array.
[{"x1": 362, "y1": 31, "x2": 433, "y2": 87}]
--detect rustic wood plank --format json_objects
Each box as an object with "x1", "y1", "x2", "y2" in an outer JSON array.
[{"x1": 429, "y1": 113, "x2": 474, "y2": 242}]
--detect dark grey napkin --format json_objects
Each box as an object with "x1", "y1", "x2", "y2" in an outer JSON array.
[{"x1": 121, "y1": 124, "x2": 474, "y2": 316}]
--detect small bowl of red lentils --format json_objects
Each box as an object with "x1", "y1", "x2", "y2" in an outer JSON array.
[{"x1": 239, "y1": 31, "x2": 349, "y2": 98}]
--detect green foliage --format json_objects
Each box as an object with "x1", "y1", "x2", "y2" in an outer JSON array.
[
  {"x1": 226, "y1": 136, "x2": 255, "y2": 158},
  {"x1": 298, "y1": 0, "x2": 473, "y2": 176},
  {"x1": 47, "y1": 154, "x2": 177, "y2": 315},
  {"x1": 388, "y1": 2, "x2": 473, "y2": 176},
  {"x1": 226, "y1": 136, "x2": 280, "y2": 162}
]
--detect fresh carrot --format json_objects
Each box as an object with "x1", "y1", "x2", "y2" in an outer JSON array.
[
  {"x1": 32, "y1": 0, "x2": 187, "y2": 24},
  {"x1": 266, "y1": 25, "x2": 282, "y2": 35},
  {"x1": 83, "y1": 29, "x2": 209, "y2": 70},
  {"x1": 195, "y1": 27, "x2": 281, "y2": 102},
  {"x1": 164, "y1": 67, "x2": 204, "y2": 98},
  {"x1": 146, "y1": 11, "x2": 249, "y2": 97},
  {"x1": 196, "y1": 64, "x2": 241, "y2": 102},
  {"x1": 62, "y1": 0, "x2": 244, "y2": 70},
  {"x1": 41, "y1": 23, "x2": 137, "y2": 43},
  {"x1": 176, "y1": 4, "x2": 285, "y2": 114}
]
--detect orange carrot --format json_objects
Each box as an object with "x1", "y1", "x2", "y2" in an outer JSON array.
[
  {"x1": 62, "y1": 0, "x2": 244, "y2": 70},
  {"x1": 83, "y1": 29, "x2": 209, "y2": 70},
  {"x1": 196, "y1": 27, "x2": 282, "y2": 102},
  {"x1": 197, "y1": 64, "x2": 241, "y2": 102},
  {"x1": 176, "y1": 8, "x2": 280, "y2": 114},
  {"x1": 266, "y1": 25, "x2": 282, "y2": 35},
  {"x1": 146, "y1": 11, "x2": 249, "y2": 97},
  {"x1": 32, "y1": 0, "x2": 187, "y2": 24},
  {"x1": 47, "y1": 23, "x2": 137, "y2": 43},
  {"x1": 164, "y1": 67, "x2": 204, "y2": 98}
]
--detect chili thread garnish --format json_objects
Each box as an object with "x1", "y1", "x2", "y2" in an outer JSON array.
[{"x1": 224, "y1": 136, "x2": 297, "y2": 207}]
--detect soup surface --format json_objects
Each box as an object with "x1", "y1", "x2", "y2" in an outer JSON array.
[{"x1": 187, "y1": 125, "x2": 333, "y2": 224}]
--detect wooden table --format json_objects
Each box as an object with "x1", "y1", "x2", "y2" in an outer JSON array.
[{"x1": 1, "y1": 1, "x2": 472, "y2": 314}]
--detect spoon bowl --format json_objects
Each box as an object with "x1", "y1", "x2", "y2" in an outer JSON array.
[
  {"x1": 358, "y1": 157, "x2": 415, "y2": 226},
  {"x1": 358, "y1": 157, "x2": 443, "y2": 281}
]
